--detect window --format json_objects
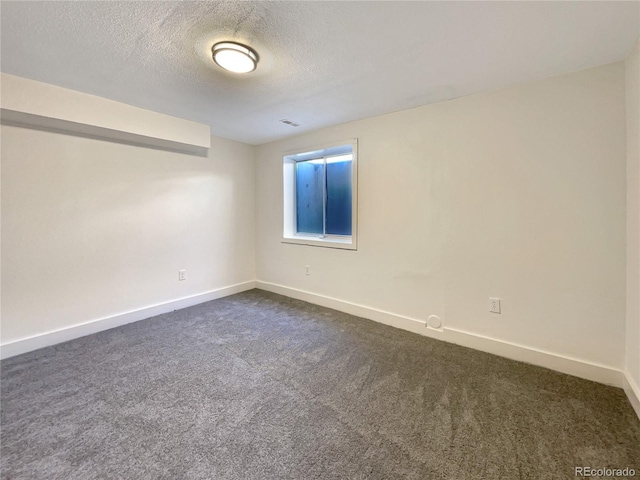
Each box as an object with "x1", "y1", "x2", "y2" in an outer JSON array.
[{"x1": 283, "y1": 140, "x2": 358, "y2": 249}]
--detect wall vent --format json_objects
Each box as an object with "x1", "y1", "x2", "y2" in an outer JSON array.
[{"x1": 280, "y1": 119, "x2": 300, "y2": 127}]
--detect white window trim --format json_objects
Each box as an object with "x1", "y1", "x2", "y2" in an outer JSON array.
[{"x1": 282, "y1": 139, "x2": 358, "y2": 251}]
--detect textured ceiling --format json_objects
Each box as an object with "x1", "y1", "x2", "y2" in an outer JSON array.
[{"x1": 1, "y1": 1, "x2": 639, "y2": 145}]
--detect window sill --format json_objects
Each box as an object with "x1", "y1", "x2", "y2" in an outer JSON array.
[{"x1": 281, "y1": 235, "x2": 357, "y2": 250}]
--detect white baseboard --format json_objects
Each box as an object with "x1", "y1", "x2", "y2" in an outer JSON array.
[
  {"x1": 623, "y1": 373, "x2": 640, "y2": 420},
  {"x1": 256, "y1": 281, "x2": 624, "y2": 388},
  {"x1": 3, "y1": 279, "x2": 628, "y2": 395},
  {"x1": 0, "y1": 281, "x2": 256, "y2": 360}
]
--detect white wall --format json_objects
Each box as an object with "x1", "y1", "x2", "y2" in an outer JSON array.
[
  {"x1": 0, "y1": 73, "x2": 211, "y2": 151},
  {"x1": 0, "y1": 60, "x2": 632, "y2": 391},
  {"x1": 1, "y1": 126, "x2": 255, "y2": 344},
  {"x1": 626, "y1": 38, "x2": 640, "y2": 411},
  {"x1": 256, "y1": 63, "x2": 627, "y2": 372}
]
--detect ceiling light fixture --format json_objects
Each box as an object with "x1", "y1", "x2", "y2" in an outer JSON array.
[{"x1": 211, "y1": 41, "x2": 259, "y2": 74}]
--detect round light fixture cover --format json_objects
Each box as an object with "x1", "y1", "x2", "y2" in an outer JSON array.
[{"x1": 212, "y1": 41, "x2": 259, "y2": 73}]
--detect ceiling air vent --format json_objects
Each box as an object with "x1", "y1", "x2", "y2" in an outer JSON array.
[{"x1": 280, "y1": 119, "x2": 300, "y2": 127}]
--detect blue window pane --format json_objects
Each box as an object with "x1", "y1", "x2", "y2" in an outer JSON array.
[
  {"x1": 296, "y1": 161, "x2": 324, "y2": 234},
  {"x1": 325, "y1": 160, "x2": 352, "y2": 235}
]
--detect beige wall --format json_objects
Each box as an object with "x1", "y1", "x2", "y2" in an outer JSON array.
[
  {"x1": 1, "y1": 127, "x2": 255, "y2": 343},
  {"x1": 626, "y1": 38, "x2": 640, "y2": 399},
  {"x1": 0, "y1": 58, "x2": 632, "y2": 387},
  {"x1": 255, "y1": 62, "x2": 627, "y2": 370}
]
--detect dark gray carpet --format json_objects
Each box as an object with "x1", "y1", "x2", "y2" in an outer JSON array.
[{"x1": 1, "y1": 290, "x2": 639, "y2": 479}]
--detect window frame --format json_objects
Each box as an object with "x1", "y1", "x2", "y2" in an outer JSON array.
[{"x1": 282, "y1": 139, "x2": 358, "y2": 250}]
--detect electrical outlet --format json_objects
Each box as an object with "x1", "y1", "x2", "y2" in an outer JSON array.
[
  {"x1": 178, "y1": 269, "x2": 187, "y2": 281},
  {"x1": 489, "y1": 297, "x2": 501, "y2": 314},
  {"x1": 305, "y1": 265, "x2": 310, "y2": 276}
]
